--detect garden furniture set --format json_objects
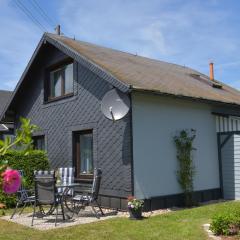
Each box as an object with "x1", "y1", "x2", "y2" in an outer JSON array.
[{"x1": 11, "y1": 167, "x2": 104, "y2": 226}]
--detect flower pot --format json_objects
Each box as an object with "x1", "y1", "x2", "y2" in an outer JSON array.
[{"x1": 128, "y1": 208, "x2": 143, "y2": 220}]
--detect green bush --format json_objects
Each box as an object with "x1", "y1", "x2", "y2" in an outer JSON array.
[
  {"x1": 210, "y1": 209, "x2": 240, "y2": 236},
  {"x1": 0, "y1": 150, "x2": 49, "y2": 207}
]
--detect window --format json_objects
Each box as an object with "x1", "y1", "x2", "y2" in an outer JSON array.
[
  {"x1": 3, "y1": 134, "x2": 15, "y2": 142},
  {"x1": 0, "y1": 134, "x2": 14, "y2": 141},
  {"x1": 33, "y1": 136, "x2": 45, "y2": 150},
  {"x1": 47, "y1": 62, "x2": 73, "y2": 101},
  {"x1": 73, "y1": 130, "x2": 93, "y2": 179}
]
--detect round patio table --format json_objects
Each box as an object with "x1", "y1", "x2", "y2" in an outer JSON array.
[
  {"x1": 56, "y1": 182, "x2": 91, "y2": 214},
  {"x1": 38, "y1": 183, "x2": 84, "y2": 218}
]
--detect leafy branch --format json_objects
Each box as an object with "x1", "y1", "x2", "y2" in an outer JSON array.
[{"x1": 0, "y1": 117, "x2": 38, "y2": 157}]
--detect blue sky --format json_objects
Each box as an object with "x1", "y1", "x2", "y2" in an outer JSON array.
[{"x1": 1, "y1": 0, "x2": 240, "y2": 90}]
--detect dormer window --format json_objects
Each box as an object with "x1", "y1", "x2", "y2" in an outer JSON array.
[{"x1": 46, "y1": 61, "x2": 74, "y2": 101}]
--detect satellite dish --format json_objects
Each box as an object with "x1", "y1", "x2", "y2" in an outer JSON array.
[{"x1": 101, "y1": 89, "x2": 130, "y2": 121}]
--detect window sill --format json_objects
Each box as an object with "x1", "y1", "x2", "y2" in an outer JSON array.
[
  {"x1": 46, "y1": 93, "x2": 74, "y2": 103},
  {"x1": 75, "y1": 178, "x2": 93, "y2": 183},
  {"x1": 42, "y1": 93, "x2": 77, "y2": 109}
]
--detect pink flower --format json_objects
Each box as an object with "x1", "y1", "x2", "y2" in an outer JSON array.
[{"x1": 2, "y1": 169, "x2": 21, "y2": 194}]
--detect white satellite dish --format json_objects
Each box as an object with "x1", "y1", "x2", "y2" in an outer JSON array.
[{"x1": 101, "y1": 89, "x2": 130, "y2": 121}]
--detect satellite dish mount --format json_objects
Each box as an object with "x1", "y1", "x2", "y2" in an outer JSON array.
[{"x1": 101, "y1": 89, "x2": 130, "y2": 121}]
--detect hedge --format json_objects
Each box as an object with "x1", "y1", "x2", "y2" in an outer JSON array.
[{"x1": 0, "y1": 150, "x2": 49, "y2": 207}]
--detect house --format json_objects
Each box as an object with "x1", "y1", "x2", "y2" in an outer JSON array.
[
  {"x1": 2, "y1": 31, "x2": 240, "y2": 210},
  {"x1": 0, "y1": 90, "x2": 14, "y2": 140}
]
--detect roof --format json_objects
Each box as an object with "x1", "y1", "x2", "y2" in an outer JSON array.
[
  {"x1": 2, "y1": 33, "x2": 240, "y2": 122},
  {"x1": 0, "y1": 124, "x2": 7, "y2": 131},
  {"x1": 0, "y1": 90, "x2": 13, "y2": 131},
  {"x1": 0, "y1": 90, "x2": 12, "y2": 116},
  {"x1": 46, "y1": 33, "x2": 240, "y2": 106},
  {"x1": 0, "y1": 123, "x2": 13, "y2": 132}
]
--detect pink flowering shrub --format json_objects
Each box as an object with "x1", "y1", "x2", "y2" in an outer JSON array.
[
  {"x1": 2, "y1": 169, "x2": 21, "y2": 194},
  {"x1": 0, "y1": 117, "x2": 39, "y2": 200}
]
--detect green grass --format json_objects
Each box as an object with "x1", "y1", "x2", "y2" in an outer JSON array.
[{"x1": 0, "y1": 201, "x2": 240, "y2": 240}]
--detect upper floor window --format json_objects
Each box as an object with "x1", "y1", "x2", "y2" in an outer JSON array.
[{"x1": 47, "y1": 61, "x2": 74, "y2": 101}]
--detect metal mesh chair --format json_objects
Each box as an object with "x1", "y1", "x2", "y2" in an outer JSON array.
[
  {"x1": 11, "y1": 170, "x2": 35, "y2": 219},
  {"x1": 32, "y1": 171, "x2": 65, "y2": 227},
  {"x1": 72, "y1": 168, "x2": 104, "y2": 218},
  {"x1": 34, "y1": 170, "x2": 55, "y2": 175}
]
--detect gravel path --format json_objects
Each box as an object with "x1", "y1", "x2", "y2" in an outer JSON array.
[
  {"x1": 1, "y1": 207, "x2": 122, "y2": 230},
  {"x1": 1, "y1": 207, "x2": 172, "y2": 230}
]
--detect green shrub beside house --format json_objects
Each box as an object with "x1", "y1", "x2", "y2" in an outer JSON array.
[
  {"x1": 210, "y1": 206, "x2": 240, "y2": 236},
  {"x1": 0, "y1": 150, "x2": 49, "y2": 207}
]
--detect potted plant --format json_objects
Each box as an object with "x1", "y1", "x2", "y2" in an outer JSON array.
[{"x1": 127, "y1": 196, "x2": 144, "y2": 220}]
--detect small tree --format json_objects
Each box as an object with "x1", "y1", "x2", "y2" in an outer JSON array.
[
  {"x1": 0, "y1": 117, "x2": 38, "y2": 188},
  {"x1": 174, "y1": 129, "x2": 196, "y2": 207}
]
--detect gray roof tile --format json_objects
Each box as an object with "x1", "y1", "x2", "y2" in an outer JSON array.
[
  {"x1": 48, "y1": 33, "x2": 240, "y2": 106},
  {"x1": 0, "y1": 90, "x2": 12, "y2": 116}
]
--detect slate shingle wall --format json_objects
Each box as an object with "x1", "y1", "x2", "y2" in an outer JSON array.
[{"x1": 14, "y1": 44, "x2": 132, "y2": 201}]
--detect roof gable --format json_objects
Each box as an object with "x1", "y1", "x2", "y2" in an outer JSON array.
[{"x1": 0, "y1": 33, "x2": 129, "y2": 121}]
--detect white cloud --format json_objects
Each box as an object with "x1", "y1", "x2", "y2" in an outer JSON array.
[
  {"x1": 0, "y1": 0, "x2": 240, "y2": 90},
  {"x1": 58, "y1": 0, "x2": 239, "y2": 68}
]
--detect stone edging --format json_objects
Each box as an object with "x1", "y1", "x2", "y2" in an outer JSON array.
[{"x1": 203, "y1": 224, "x2": 221, "y2": 240}]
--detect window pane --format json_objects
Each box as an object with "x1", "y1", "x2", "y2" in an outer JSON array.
[
  {"x1": 3, "y1": 134, "x2": 14, "y2": 142},
  {"x1": 80, "y1": 133, "x2": 93, "y2": 174},
  {"x1": 50, "y1": 70, "x2": 61, "y2": 98},
  {"x1": 64, "y1": 63, "x2": 73, "y2": 94},
  {"x1": 33, "y1": 136, "x2": 45, "y2": 150}
]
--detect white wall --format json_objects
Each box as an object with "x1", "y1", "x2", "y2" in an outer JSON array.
[{"x1": 132, "y1": 92, "x2": 220, "y2": 199}]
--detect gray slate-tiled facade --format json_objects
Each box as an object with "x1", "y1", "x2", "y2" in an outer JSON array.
[{"x1": 13, "y1": 43, "x2": 132, "y2": 200}]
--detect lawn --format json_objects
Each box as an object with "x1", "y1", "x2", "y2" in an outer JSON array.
[{"x1": 0, "y1": 201, "x2": 240, "y2": 240}]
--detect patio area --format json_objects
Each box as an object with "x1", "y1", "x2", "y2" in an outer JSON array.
[
  {"x1": 1, "y1": 168, "x2": 126, "y2": 230},
  {"x1": 1, "y1": 207, "x2": 123, "y2": 230}
]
